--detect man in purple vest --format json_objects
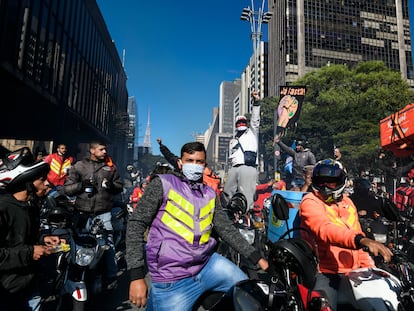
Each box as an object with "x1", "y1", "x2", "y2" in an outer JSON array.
[{"x1": 126, "y1": 141, "x2": 268, "y2": 311}]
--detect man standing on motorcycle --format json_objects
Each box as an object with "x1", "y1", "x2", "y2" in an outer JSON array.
[
  {"x1": 299, "y1": 159, "x2": 393, "y2": 311},
  {"x1": 0, "y1": 147, "x2": 66, "y2": 310},
  {"x1": 126, "y1": 141, "x2": 268, "y2": 311},
  {"x1": 63, "y1": 140, "x2": 123, "y2": 290}
]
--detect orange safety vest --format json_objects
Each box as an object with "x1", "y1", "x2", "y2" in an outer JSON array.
[{"x1": 44, "y1": 153, "x2": 74, "y2": 186}]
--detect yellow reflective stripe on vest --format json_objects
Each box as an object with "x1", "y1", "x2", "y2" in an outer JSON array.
[
  {"x1": 199, "y1": 199, "x2": 215, "y2": 244},
  {"x1": 161, "y1": 189, "x2": 215, "y2": 245},
  {"x1": 161, "y1": 211, "x2": 194, "y2": 244},
  {"x1": 200, "y1": 199, "x2": 215, "y2": 219},
  {"x1": 50, "y1": 158, "x2": 61, "y2": 175},
  {"x1": 199, "y1": 208, "x2": 214, "y2": 231},
  {"x1": 165, "y1": 201, "x2": 194, "y2": 229},
  {"x1": 169, "y1": 190, "x2": 194, "y2": 214},
  {"x1": 50, "y1": 158, "x2": 71, "y2": 176},
  {"x1": 61, "y1": 160, "x2": 71, "y2": 170}
]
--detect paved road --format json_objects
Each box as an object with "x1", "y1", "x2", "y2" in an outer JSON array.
[
  {"x1": 91, "y1": 270, "x2": 148, "y2": 311},
  {"x1": 41, "y1": 269, "x2": 149, "y2": 311}
]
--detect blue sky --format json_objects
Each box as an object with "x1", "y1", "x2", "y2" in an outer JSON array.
[
  {"x1": 96, "y1": 0, "x2": 258, "y2": 156},
  {"x1": 97, "y1": 1, "x2": 414, "y2": 156}
]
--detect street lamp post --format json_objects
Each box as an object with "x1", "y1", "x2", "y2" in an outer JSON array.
[
  {"x1": 240, "y1": 0, "x2": 272, "y2": 99},
  {"x1": 241, "y1": 0, "x2": 272, "y2": 178}
]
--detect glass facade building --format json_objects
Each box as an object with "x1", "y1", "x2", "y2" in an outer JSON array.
[
  {"x1": 268, "y1": 0, "x2": 413, "y2": 97},
  {"x1": 0, "y1": 0, "x2": 128, "y2": 164}
]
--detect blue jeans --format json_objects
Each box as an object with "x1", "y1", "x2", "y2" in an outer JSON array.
[
  {"x1": 147, "y1": 252, "x2": 248, "y2": 311},
  {"x1": 313, "y1": 273, "x2": 356, "y2": 311}
]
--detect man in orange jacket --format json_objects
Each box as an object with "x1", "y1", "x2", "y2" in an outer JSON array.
[
  {"x1": 43, "y1": 144, "x2": 74, "y2": 187},
  {"x1": 299, "y1": 159, "x2": 393, "y2": 311}
]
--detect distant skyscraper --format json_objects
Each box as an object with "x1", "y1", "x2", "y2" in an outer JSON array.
[
  {"x1": 219, "y1": 80, "x2": 241, "y2": 134},
  {"x1": 137, "y1": 109, "x2": 152, "y2": 156},
  {"x1": 127, "y1": 96, "x2": 137, "y2": 162},
  {"x1": 267, "y1": 0, "x2": 413, "y2": 97},
  {"x1": 143, "y1": 109, "x2": 152, "y2": 149},
  {"x1": 127, "y1": 96, "x2": 136, "y2": 146}
]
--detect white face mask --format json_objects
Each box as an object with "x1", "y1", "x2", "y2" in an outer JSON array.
[
  {"x1": 236, "y1": 125, "x2": 248, "y2": 131},
  {"x1": 181, "y1": 163, "x2": 204, "y2": 181}
]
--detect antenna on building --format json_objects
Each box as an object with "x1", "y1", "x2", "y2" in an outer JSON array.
[
  {"x1": 143, "y1": 109, "x2": 151, "y2": 148},
  {"x1": 122, "y1": 49, "x2": 126, "y2": 68}
]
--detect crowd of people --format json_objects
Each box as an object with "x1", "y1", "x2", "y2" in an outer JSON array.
[
  {"x1": 0, "y1": 140, "x2": 124, "y2": 310},
  {"x1": 1, "y1": 110, "x2": 414, "y2": 311}
]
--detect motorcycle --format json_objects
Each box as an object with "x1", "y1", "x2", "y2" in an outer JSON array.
[
  {"x1": 357, "y1": 198, "x2": 414, "y2": 311},
  {"x1": 268, "y1": 192, "x2": 412, "y2": 311},
  {"x1": 216, "y1": 192, "x2": 410, "y2": 311},
  {"x1": 194, "y1": 192, "x2": 328, "y2": 311},
  {"x1": 217, "y1": 192, "x2": 267, "y2": 279},
  {"x1": 40, "y1": 196, "x2": 126, "y2": 311}
]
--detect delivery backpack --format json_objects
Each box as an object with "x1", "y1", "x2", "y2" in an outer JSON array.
[
  {"x1": 203, "y1": 167, "x2": 222, "y2": 196},
  {"x1": 395, "y1": 186, "x2": 414, "y2": 214}
]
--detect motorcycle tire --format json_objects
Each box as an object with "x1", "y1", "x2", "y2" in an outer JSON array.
[{"x1": 72, "y1": 299, "x2": 86, "y2": 311}]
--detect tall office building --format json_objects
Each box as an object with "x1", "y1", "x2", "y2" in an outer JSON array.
[
  {"x1": 0, "y1": 0, "x2": 128, "y2": 168},
  {"x1": 127, "y1": 96, "x2": 136, "y2": 162},
  {"x1": 267, "y1": 0, "x2": 413, "y2": 97},
  {"x1": 241, "y1": 41, "x2": 269, "y2": 110},
  {"x1": 219, "y1": 80, "x2": 241, "y2": 134}
]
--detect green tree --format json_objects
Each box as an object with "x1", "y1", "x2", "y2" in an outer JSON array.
[{"x1": 261, "y1": 61, "x2": 414, "y2": 177}]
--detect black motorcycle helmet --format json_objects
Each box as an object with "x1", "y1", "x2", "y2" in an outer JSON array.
[
  {"x1": 0, "y1": 147, "x2": 50, "y2": 193},
  {"x1": 228, "y1": 192, "x2": 248, "y2": 214},
  {"x1": 312, "y1": 159, "x2": 347, "y2": 203},
  {"x1": 45, "y1": 196, "x2": 73, "y2": 229}
]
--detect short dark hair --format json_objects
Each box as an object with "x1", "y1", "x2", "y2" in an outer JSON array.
[
  {"x1": 180, "y1": 142, "x2": 206, "y2": 158},
  {"x1": 89, "y1": 140, "x2": 107, "y2": 149}
]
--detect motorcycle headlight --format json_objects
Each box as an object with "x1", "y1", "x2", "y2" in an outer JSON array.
[
  {"x1": 75, "y1": 246, "x2": 96, "y2": 266},
  {"x1": 239, "y1": 228, "x2": 255, "y2": 245}
]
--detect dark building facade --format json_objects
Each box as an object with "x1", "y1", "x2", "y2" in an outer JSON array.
[
  {"x1": 0, "y1": 0, "x2": 129, "y2": 167},
  {"x1": 268, "y1": 0, "x2": 414, "y2": 97}
]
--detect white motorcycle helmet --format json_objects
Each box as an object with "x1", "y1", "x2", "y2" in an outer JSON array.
[
  {"x1": 311, "y1": 159, "x2": 347, "y2": 203},
  {"x1": 0, "y1": 147, "x2": 50, "y2": 193}
]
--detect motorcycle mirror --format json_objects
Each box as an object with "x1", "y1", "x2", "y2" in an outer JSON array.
[{"x1": 271, "y1": 193, "x2": 290, "y2": 221}]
